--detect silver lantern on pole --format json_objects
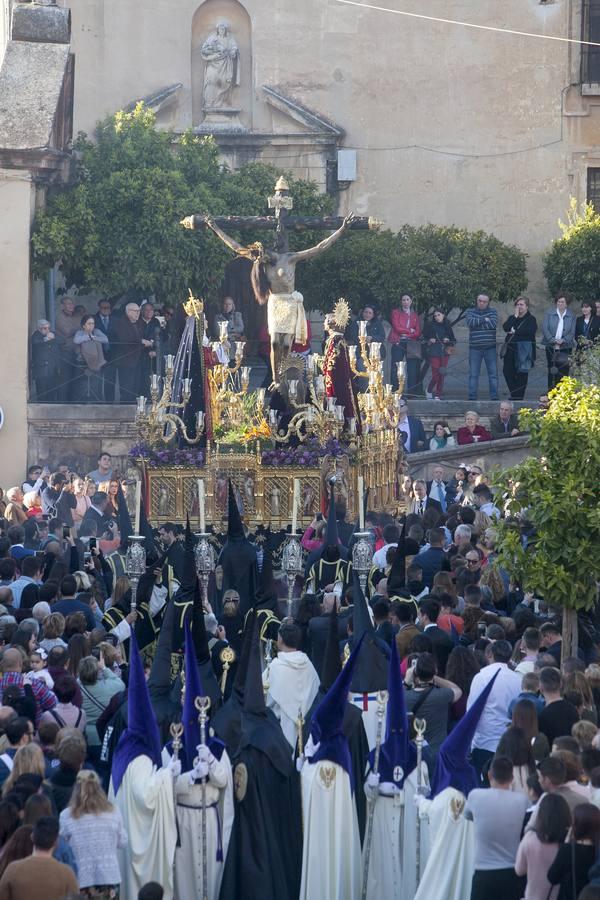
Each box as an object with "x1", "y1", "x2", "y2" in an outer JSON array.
[
  {"x1": 194, "y1": 533, "x2": 216, "y2": 607},
  {"x1": 352, "y1": 531, "x2": 375, "y2": 594},
  {"x1": 125, "y1": 535, "x2": 147, "y2": 611},
  {"x1": 282, "y1": 535, "x2": 304, "y2": 617}
]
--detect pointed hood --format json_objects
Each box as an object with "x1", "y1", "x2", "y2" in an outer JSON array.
[
  {"x1": 116, "y1": 482, "x2": 133, "y2": 552},
  {"x1": 371, "y1": 637, "x2": 416, "y2": 787},
  {"x1": 387, "y1": 523, "x2": 406, "y2": 594},
  {"x1": 242, "y1": 613, "x2": 266, "y2": 717},
  {"x1": 181, "y1": 515, "x2": 196, "y2": 594},
  {"x1": 349, "y1": 573, "x2": 389, "y2": 692},
  {"x1": 320, "y1": 601, "x2": 342, "y2": 691},
  {"x1": 139, "y1": 500, "x2": 159, "y2": 555},
  {"x1": 254, "y1": 547, "x2": 278, "y2": 612},
  {"x1": 227, "y1": 479, "x2": 244, "y2": 540},
  {"x1": 112, "y1": 631, "x2": 162, "y2": 793},
  {"x1": 210, "y1": 609, "x2": 256, "y2": 757},
  {"x1": 430, "y1": 669, "x2": 500, "y2": 798},
  {"x1": 309, "y1": 633, "x2": 365, "y2": 779}
]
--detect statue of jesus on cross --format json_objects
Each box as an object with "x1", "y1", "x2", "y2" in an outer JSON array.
[{"x1": 181, "y1": 177, "x2": 377, "y2": 387}]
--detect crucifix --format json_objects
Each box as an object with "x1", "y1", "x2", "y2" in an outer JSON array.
[{"x1": 181, "y1": 177, "x2": 379, "y2": 387}]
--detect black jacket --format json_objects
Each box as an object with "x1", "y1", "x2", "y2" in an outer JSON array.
[{"x1": 423, "y1": 624, "x2": 454, "y2": 676}]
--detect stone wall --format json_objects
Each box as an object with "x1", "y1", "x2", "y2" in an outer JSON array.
[
  {"x1": 406, "y1": 434, "x2": 531, "y2": 482},
  {"x1": 53, "y1": 0, "x2": 595, "y2": 300}
]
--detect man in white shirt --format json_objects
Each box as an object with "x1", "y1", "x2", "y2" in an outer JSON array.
[
  {"x1": 467, "y1": 640, "x2": 522, "y2": 784},
  {"x1": 473, "y1": 484, "x2": 501, "y2": 520},
  {"x1": 264, "y1": 622, "x2": 320, "y2": 752},
  {"x1": 372, "y1": 523, "x2": 401, "y2": 569}
]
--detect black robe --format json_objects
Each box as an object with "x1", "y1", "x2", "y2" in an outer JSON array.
[
  {"x1": 218, "y1": 738, "x2": 302, "y2": 900},
  {"x1": 219, "y1": 538, "x2": 259, "y2": 616}
]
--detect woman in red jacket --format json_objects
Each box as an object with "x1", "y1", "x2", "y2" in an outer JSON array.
[{"x1": 390, "y1": 294, "x2": 422, "y2": 394}]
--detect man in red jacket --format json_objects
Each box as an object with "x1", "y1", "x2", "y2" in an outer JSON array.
[{"x1": 389, "y1": 294, "x2": 422, "y2": 395}]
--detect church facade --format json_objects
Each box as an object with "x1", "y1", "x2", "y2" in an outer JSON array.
[{"x1": 1, "y1": 0, "x2": 600, "y2": 480}]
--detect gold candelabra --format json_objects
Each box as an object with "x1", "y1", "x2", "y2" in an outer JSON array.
[
  {"x1": 207, "y1": 323, "x2": 251, "y2": 430},
  {"x1": 266, "y1": 354, "x2": 357, "y2": 446},
  {"x1": 135, "y1": 354, "x2": 205, "y2": 446},
  {"x1": 348, "y1": 330, "x2": 406, "y2": 430}
]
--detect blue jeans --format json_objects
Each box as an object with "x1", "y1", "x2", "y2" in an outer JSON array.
[{"x1": 469, "y1": 346, "x2": 498, "y2": 400}]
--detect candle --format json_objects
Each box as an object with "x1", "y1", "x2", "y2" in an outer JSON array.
[
  {"x1": 289, "y1": 379, "x2": 298, "y2": 400},
  {"x1": 358, "y1": 475, "x2": 364, "y2": 530},
  {"x1": 348, "y1": 345, "x2": 357, "y2": 363},
  {"x1": 211, "y1": 341, "x2": 221, "y2": 356},
  {"x1": 134, "y1": 480, "x2": 141, "y2": 535},
  {"x1": 150, "y1": 374, "x2": 159, "y2": 392},
  {"x1": 348, "y1": 417, "x2": 356, "y2": 435},
  {"x1": 292, "y1": 478, "x2": 300, "y2": 533},
  {"x1": 197, "y1": 479, "x2": 205, "y2": 533},
  {"x1": 136, "y1": 396, "x2": 146, "y2": 414},
  {"x1": 164, "y1": 354, "x2": 174, "y2": 372},
  {"x1": 370, "y1": 342, "x2": 381, "y2": 360},
  {"x1": 196, "y1": 410, "x2": 205, "y2": 431},
  {"x1": 257, "y1": 388, "x2": 266, "y2": 407},
  {"x1": 235, "y1": 341, "x2": 244, "y2": 358},
  {"x1": 397, "y1": 360, "x2": 406, "y2": 379},
  {"x1": 359, "y1": 321, "x2": 367, "y2": 338},
  {"x1": 182, "y1": 377, "x2": 192, "y2": 395},
  {"x1": 269, "y1": 409, "x2": 278, "y2": 425},
  {"x1": 219, "y1": 321, "x2": 229, "y2": 341}
]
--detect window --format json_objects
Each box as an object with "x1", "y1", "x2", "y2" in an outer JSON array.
[
  {"x1": 581, "y1": 0, "x2": 600, "y2": 84},
  {"x1": 587, "y1": 168, "x2": 600, "y2": 209}
]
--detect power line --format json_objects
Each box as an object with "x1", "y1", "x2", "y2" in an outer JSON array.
[{"x1": 334, "y1": 0, "x2": 600, "y2": 48}]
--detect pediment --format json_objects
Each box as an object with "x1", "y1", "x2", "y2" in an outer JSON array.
[{"x1": 261, "y1": 86, "x2": 345, "y2": 138}]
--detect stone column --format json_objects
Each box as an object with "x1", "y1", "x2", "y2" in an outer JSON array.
[{"x1": 0, "y1": 171, "x2": 34, "y2": 484}]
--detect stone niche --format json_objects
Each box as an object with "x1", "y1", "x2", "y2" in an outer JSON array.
[{"x1": 191, "y1": 0, "x2": 252, "y2": 133}]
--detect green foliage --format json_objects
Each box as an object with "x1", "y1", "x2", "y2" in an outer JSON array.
[
  {"x1": 299, "y1": 223, "x2": 528, "y2": 318},
  {"x1": 570, "y1": 340, "x2": 600, "y2": 388},
  {"x1": 494, "y1": 378, "x2": 600, "y2": 611},
  {"x1": 31, "y1": 105, "x2": 331, "y2": 303},
  {"x1": 543, "y1": 198, "x2": 600, "y2": 302}
]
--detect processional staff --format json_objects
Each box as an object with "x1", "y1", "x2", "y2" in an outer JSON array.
[
  {"x1": 415, "y1": 716, "x2": 427, "y2": 886},
  {"x1": 195, "y1": 696, "x2": 211, "y2": 900},
  {"x1": 361, "y1": 689, "x2": 388, "y2": 900}
]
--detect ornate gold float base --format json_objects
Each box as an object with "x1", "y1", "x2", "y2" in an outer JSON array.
[{"x1": 145, "y1": 430, "x2": 401, "y2": 529}]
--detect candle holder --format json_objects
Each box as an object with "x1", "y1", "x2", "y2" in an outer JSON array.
[
  {"x1": 194, "y1": 533, "x2": 216, "y2": 606},
  {"x1": 125, "y1": 535, "x2": 147, "y2": 611},
  {"x1": 352, "y1": 531, "x2": 375, "y2": 594},
  {"x1": 282, "y1": 535, "x2": 304, "y2": 617}
]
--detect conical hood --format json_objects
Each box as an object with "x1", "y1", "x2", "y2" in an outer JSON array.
[
  {"x1": 430, "y1": 669, "x2": 500, "y2": 798},
  {"x1": 227, "y1": 479, "x2": 244, "y2": 540},
  {"x1": 309, "y1": 633, "x2": 365, "y2": 778},
  {"x1": 139, "y1": 499, "x2": 158, "y2": 555},
  {"x1": 324, "y1": 486, "x2": 339, "y2": 550},
  {"x1": 373, "y1": 636, "x2": 416, "y2": 786},
  {"x1": 116, "y1": 482, "x2": 133, "y2": 552},
  {"x1": 320, "y1": 602, "x2": 341, "y2": 691},
  {"x1": 112, "y1": 631, "x2": 162, "y2": 793},
  {"x1": 192, "y1": 576, "x2": 222, "y2": 709},
  {"x1": 183, "y1": 618, "x2": 204, "y2": 763},
  {"x1": 242, "y1": 612, "x2": 266, "y2": 716},
  {"x1": 387, "y1": 523, "x2": 406, "y2": 594},
  {"x1": 232, "y1": 608, "x2": 256, "y2": 704},
  {"x1": 349, "y1": 573, "x2": 388, "y2": 692},
  {"x1": 181, "y1": 515, "x2": 196, "y2": 593},
  {"x1": 254, "y1": 547, "x2": 278, "y2": 612}
]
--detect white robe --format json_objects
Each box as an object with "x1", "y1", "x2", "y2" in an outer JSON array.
[
  {"x1": 414, "y1": 787, "x2": 474, "y2": 900},
  {"x1": 174, "y1": 751, "x2": 234, "y2": 900},
  {"x1": 363, "y1": 763, "x2": 429, "y2": 900},
  {"x1": 299, "y1": 760, "x2": 362, "y2": 900},
  {"x1": 264, "y1": 651, "x2": 320, "y2": 750},
  {"x1": 111, "y1": 755, "x2": 177, "y2": 900}
]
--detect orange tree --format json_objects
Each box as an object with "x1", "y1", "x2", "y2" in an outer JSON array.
[{"x1": 494, "y1": 378, "x2": 600, "y2": 657}]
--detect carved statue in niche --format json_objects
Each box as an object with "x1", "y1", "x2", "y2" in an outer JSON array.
[{"x1": 201, "y1": 21, "x2": 240, "y2": 110}]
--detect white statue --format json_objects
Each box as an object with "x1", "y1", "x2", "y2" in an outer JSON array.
[{"x1": 201, "y1": 21, "x2": 240, "y2": 110}]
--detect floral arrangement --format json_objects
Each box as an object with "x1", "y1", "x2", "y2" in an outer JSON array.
[
  {"x1": 128, "y1": 442, "x2": 205, "y2": 468},
  {"x1": 261, "y1": 437, "x2": 351, "y2": 467}
]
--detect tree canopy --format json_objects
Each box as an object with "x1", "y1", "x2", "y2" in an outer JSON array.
[
  {"x1": 32, "y1": 104, "x2": 528, "y2": 316},
  {"x1": 543, "y1": 198, "x2": 600, "y2": 303},
  {"x1": 494, "y1": 377, "x2": 600, "y2": 614}
]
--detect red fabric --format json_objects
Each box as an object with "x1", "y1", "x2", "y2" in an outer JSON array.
[
  {"x1": 427, "y1": 356, "x2": 449, "y2": 398},
  {"x1": 457, "y1": 425, "x2": 492, "y2": 445},
  {"x1": 322, "y1": 334, "x2": 362, "y2": 435},
  {"x1": 292, "y1": 319, "x2": 312, "y2": 353},
  {"x1": 438, "y1": 613, "x2": 465, "y2": 635},
  {"x1": 389, "y1": 309, "x2": 421, "y2": 344}
]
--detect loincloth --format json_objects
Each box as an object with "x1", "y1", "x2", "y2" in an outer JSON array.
[{"x1": 267, "y1": 291, "x2": 308, "y2": 344}]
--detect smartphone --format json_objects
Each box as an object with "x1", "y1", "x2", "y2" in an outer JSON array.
[
  {"x1": 84, "y1": 551, "x2": 92, "y2": 563},
  {"x1": 62, "y1": 526, "x2": 70, "y2": 539},
  {"x1": 89, "y1": 537, "x2": 97, "y2": 550},
  {"x1": 35, "y1": 550, "x2": 45, "y2": 558},
  {"x1": 316, "y1": 513, "x2": 324, "y2": 522}
]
